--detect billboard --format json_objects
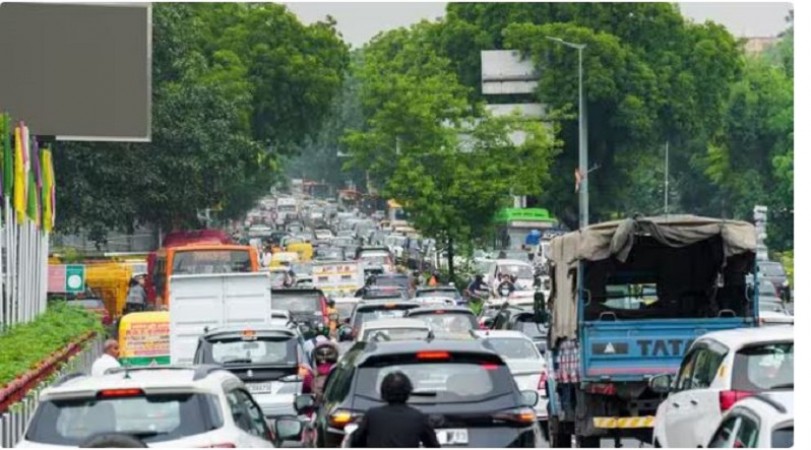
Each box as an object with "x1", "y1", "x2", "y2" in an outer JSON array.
[{"x1": 0, "y1": 3, "x2": 151, "y2": 141}]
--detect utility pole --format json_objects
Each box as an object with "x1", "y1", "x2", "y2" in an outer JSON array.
[
  {"x1": 664, "y1": 141, "x2": 670, "y2": 215},
  {"x1": 547, "y1": 37, "x2": 588, "y2": 228}
]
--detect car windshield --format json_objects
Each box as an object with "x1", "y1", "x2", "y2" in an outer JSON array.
[
  {"x1": 486, "y1": 337, "x2": 540, "y2": 360},
  {"x1": 356, "y1": 361, "x2": 513, "y2": 404},
  {"x1": 496, "y1": 264, "x2": 533, "y2": 279},
  {"x1": 514, "y1": 320, "x2": 546, "y2": 338},
  {"x1": 272, "y1": 293, "x2": 320, "y2": 314},
  {"x1": 759, "y1": 280, "x2": 778, "y2": 297},
  {"x1": 411, "y1": 313, "x2": 477, "y2": 333},
  {"x1": 732, "y1": 342, "x2": 793, "y2": 391},
  {"x1": 759, "y1": 262, "x2": 785, "y2": 277},
  {"x1": 416, "y1": 289, "x2": 457, "y2": 299},
  {"x1": 374, "y1": 276, "x2": 409, "y2": 290},
  {"x1": 27, "y1": 393, "x2": 218, "y2": 445},
  {"x1": 209, "y1": 337, "x2": 297, "y2": 365},
  {"x1": 355, "y1": 307, "x2": 412, "y2": 326},
  {"x1": 173, "y1": 250, "x2": 252, "y2": 274}
]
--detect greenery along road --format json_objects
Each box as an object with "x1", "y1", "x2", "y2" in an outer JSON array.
[{"x1": 55, "y1": 4, "x2": 793, "y2": 259}]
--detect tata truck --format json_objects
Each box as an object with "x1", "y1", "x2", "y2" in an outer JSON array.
[{"x1": 543, "y1": 216, "x2": 758, "y2": 447}]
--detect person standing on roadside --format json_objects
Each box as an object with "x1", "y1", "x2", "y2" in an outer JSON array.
[
  {"x1": 124, "y1": 274, "x2": 147, "y2": 314},
  {"x1": 91, "y1": 339, "x2": 121, "y2": 376}
]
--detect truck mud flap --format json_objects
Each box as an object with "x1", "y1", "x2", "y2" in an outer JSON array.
[{"x1": 592, "y1": 416, "x2": 655, "y2": 428}]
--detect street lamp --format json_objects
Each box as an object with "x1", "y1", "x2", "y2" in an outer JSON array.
[{"x1": 546, "y1": 36, "x2": 589, "y2": 228}]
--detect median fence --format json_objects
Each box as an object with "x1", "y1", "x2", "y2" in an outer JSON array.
[
  {"x1": 0, "y1": 114, "x2": 56, "y2": 330},
  {"x1": 0, "y1": 332, "x2": 101, "y2": 447}
]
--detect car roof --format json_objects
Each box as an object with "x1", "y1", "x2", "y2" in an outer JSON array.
[
  {"x1": 406, "y1": 305, "x2": 475, "y2": 315},
  {"x1": 361, "y1": 318, "x2": 431, "y2": 330},
  {"x1": 357, "y1": 300, "x2": 420, "y2": 309},
  {"x1": 202, "y1": 324, "x2": 297, "y2": 339},
  {"x1": 352, "y1": 338, "x2": 499, "y2": 364},
  {"x1": 40, "y1": 366, "x2": 237, "y2": 400},
  {"x1": 697, "y1": 325, "x2": 793, "y2": 349},
  {"x1": 474, "y1": 330, "x2": 532, "y2": 340}
]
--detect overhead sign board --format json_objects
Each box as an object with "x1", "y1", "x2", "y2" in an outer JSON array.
[{"x1": 481, "y1": 50, "x2": 539, "y2": 95}]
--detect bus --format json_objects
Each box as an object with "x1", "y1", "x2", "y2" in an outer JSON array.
[
  {"x1": 149, "y1": 244, "x2": 260, "y2": 308},
  {"x1": 387, "y1": 199, "x2": 409, "y2": 223},
  {"x1": 493, "y1": 207, "x2": 562, "y2": 251}
]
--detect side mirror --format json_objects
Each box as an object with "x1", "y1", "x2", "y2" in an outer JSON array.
[
  {"x1": 649, "y1": 373, "x2": 673, "y2": 394},
  {"x1": 274, "y1": 417, "x2": 303, "y2": 441},
  {"x1": 520, "y1": 390, "x2": 540, "y2": 407},
  {"x1": 294, "y1": 394, "x2": 316, "y2": 414}
]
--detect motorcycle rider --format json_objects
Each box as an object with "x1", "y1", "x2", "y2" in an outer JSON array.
[
  {"x1": 326, "y1": 297, "x2": 340, "y2": 339},
  {"x1": 301, "y1": 340, "x2": 340, "y2": 445}
]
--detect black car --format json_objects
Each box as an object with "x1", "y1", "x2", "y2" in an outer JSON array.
[
  {"x1": 346, "y1": 301, "x2": 421, "y2": 341},
  {"x1": 405, "y1": 306, "x2": 479, "y2": 333},
  {"x1": 294, "y1": 338, "x2": 542, "y2": 447},
  {"x1": 271, "y1": 288, "x2": 328, "y2": 339}
]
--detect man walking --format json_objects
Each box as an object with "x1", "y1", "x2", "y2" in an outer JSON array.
[{"x1": 91, "y1": 339, "x2": 121, "y2": 376}]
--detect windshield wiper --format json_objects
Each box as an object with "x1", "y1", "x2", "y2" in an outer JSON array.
[
  {"x1": 410, "y1": 391, "x2": 439, "y2": 397},
  {"x1": 222, "y1": 358, "x2": 253, "y2": 365},
  {"x1": 121, "y1": 430, "x2": 166, "y2": 438}
]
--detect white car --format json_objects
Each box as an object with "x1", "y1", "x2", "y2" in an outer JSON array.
[
  {"x1": 650, "y1": 326, "x2": 793, "y2": 448},
  {"x1": 703, "y1": 390, "x2": 792, "y2": 448},
  {"x1": 357, "y1": 318, "x2": 432, "y2": 342},
  {"x1": 486, "y1": 259, "x2": 536, "y2": 295},
  {"x1": 17, "y1": 366, "x2": 297, "y2": 448},
  {"x1": 414, "y1": 295, "x2": 456, "y2": 307},
  {"x1": 474, "y1": 330, "x2": 548, "y2": 422}
]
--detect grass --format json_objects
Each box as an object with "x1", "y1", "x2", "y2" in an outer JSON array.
[{"x1": 0, "y1": 302, "x2": 103, "y2": 387}]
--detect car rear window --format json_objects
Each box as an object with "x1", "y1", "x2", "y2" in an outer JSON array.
[
  {"x1": 486, "y1": 337, "x2": 540, "y2": 360},
  {"x1": 356, "y1": 359, "x2": 514, "y2": 404},
  {"x1": 208, "y1": 336, "x2": 298, "y2": 365},
  {"x1": 272, "y1": 292, "x2": 321, "y2": 313},
  {"x1": 759, "y1": 262, "x2": 785, "y2": 277},
  {"x1": 772, "y1": 426, "x2": 793, "y2": 448},
  {"x1": 354, "y1": 306, "x2": 413, "y2": 326},
  {"x1": 410, "y1": 312, "x2": 477, "y2": 332},
  {"x1": 732, "y1": 342, "x2": 793, "y2": 391},
  {"x1": 416, "y1": 289, "x2": 456, "y2": 299},
  {"x1": 26, "y1": 393, "x2": 221, "y2": 446}
]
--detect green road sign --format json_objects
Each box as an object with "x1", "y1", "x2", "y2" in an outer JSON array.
[{"x1": 65, "y1": 265, "x2": 86, "y2": 294}]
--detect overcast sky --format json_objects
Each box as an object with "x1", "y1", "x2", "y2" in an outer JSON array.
[{"x1": 284, "y1": 2, "x2": 793, "y2": 48}]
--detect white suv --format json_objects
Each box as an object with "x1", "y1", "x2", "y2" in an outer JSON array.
[
  {"x1": 704, "y1": 390, "x2": 793, "y2": 448},
  {"x1": 650, "y1": 326, "x2": 793, "y2": 448},
  {"x1": 18, "y1": 366, "x2": 301, "y2": 448}
]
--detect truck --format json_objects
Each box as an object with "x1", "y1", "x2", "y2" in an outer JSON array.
[
  {"x1": 542, "y1": 215, "x2": 759, "y2": 447},
  {"x1": 311, "y1": 261, "x2": 364, "y2": 297},
  {"x1": 169, "y1": 272, "x2": 273, "y2": 365}
]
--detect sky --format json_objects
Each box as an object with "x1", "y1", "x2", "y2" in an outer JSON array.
[{"x1": 283, "y1": 2, "x2": 793, "y2": 48}]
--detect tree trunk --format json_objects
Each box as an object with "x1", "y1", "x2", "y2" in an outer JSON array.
[{"x1": 447, "y1": 234, "x2": 455, "y2": 283}]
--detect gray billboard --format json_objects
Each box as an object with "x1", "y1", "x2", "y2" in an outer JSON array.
[{"x1": 0, "y1": 3, "x2": 151, "y2": 141}]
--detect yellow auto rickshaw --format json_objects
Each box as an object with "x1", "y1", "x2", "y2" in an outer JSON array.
[
  {"x1": 118, "y1": 311, "x2": 170, "y2": 366},
  {"x1": 286, "y1": 241, "x2": 314, "y2": 262},
  {"x1": 270, "y1": 252, "x2": 300, "y2": 267}
]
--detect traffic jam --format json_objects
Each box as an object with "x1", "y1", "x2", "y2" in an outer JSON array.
[{"x1": 18, "y1": 186, "x2": 793, "y2": 448}]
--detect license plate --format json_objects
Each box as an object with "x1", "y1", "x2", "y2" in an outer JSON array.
[
  {"x1": 246, "y1": 382, "x2": 275, "y2": 394},
  {"x1": 436, "y1": 429, "x2": 468, "y2": 445}
]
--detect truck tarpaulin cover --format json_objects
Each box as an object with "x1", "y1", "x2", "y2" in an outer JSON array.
[{"x1": 548, "y1": 215, "x2": 756, "y2": 342}]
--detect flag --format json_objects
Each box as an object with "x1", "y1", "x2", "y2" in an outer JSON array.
[
  {"x1": 27, "y1": 167, "x2": 38, "y2": 226},
  {"x1": 3, "y1": 114, "x2": 12, "y2": 202},
  {"x1": 41, "y1": 148, "x2": 54, "y2": 233},
  {"x1": 13, "y1": 124, "x2": 26, "y2": 222}
]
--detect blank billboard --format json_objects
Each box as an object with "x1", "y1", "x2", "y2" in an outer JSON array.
[{"x1": 0, "y1": 3, "x2": 151, "y2": 141}]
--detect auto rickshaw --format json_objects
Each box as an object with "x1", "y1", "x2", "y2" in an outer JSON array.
[
  {"x1": 286, "y1": 241, "x2": 314, "y2": 262},
  {"x1": 118, "y1": 311, "x2": 170, "y2": 366}
]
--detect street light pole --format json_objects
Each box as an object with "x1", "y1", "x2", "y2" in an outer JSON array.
[{"x1": 547, "y1": 37, "x2": 588, "y2": 228}]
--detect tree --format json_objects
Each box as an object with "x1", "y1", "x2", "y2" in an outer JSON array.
[{"x1": 345, "y1": 22, "x2": 559, "y2": 278}]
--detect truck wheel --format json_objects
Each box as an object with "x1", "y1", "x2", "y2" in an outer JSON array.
[
  {"x1": 575, "y1": 435, "x2": 601, "y2": 448},
  {"x1": 549, "y1": 419, "x2": 572, "y2": 448}
]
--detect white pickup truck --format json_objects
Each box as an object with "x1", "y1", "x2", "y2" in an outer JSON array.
[{"x1": 169, "y1": 272, "x2": 273, "y2": 365}]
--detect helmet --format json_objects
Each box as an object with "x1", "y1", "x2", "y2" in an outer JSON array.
[
  {"x1": 314, "y1": 341, "x2": 339, "y2": 364},
  {"x1": 327, "y1": 298, "x2": 336, "y2": 307}
]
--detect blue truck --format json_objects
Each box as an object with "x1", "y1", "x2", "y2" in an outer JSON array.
[{"x1": 543, "y1": 216, "x2": 758, "y2": 447}]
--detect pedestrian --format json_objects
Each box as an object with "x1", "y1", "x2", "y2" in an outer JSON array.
[
  {"x1": 349, "y1": 371, "x2": 440, "y2": 448},
  {"x1": 124, "y1": 274, "x2": 147, "y2": 314},
  {"x1": 91, "y1": 339, "x2": 121, "y2": 376}
]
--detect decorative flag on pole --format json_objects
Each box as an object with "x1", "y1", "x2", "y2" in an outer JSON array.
[
  {"x1": 3, "y1": 114, "x2": 12, "y2": 204},
  {"x1": 29, "y1": 139, "x2": 41, "y2": 226},
  {"x1": 14, "y1": 124, "x2": 26, "y2": 222},
  {"x1": 42, "y1": 148, "x2": 54, "y2": 233}
]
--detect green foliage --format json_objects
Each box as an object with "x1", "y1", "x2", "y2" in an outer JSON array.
[
  {"x1": 345, "y1": 21, "x2": 559, "y2": 273},
  {"x1": 55, "y1": 3, "x2": 349, "y2": 238},
  {"x1": 0, "y1": 303, "x2": 103, "y2": 386}
]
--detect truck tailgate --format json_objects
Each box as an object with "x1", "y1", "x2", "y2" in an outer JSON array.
[{"x1": 582, "y1": 318, "x2": 751, "y2": 382}]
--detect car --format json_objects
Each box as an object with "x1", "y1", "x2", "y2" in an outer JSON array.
[
  {"x1": 405, "y1": 305, "x2": 479, "y2": 333},
  {"x1": 650, "y1": 326, "x2": 793, "y2": 448},
  {"x1": 361, "y1": 286, "x2": 409, "y2": 301},
  {"x1": 296, "y1": 337, "x2": 543, "y2": 448},
  {"x1": 193, "y1": 326, "x2": 311, "y2": 435},
  {"x1": 503, "y1": 311, "x2": 548, "y2": 355},
  {"x1": 414, "y1": 285, "x2": 464, "y2": 305},
  {"x1": 345, "y1": 301, "x2": 422, "y2": 341},
  {"x1": 485, "y1": 259, "x2": 536, "y2": 294},
  {"x1": 758, "y1": 296, "x2": 793, "y2": 325},
  {"x1": 17, "y1": 366, "x2": 299, "y2": 448},
  {"x1": 703, "y1": 390, "x2": 793, "y2": 448},
  {"x1": 414, "y1": 295, "x2": 456, "y2": 307},
  {"x1": 757, "y1": 260, "x2": 789, "y2": 300},
  {"x1": 357, "y1": 318, "x2": 432, "y2": 342},
  {"x1": 473, "y1": 330, "x2": 549, "y2": 423},
  {"x1": 271, "y1": 288, "x2": 329, "y2": 338},
  {"x1": 369, "y1": 273, "x2": 412, "y2": 294}
]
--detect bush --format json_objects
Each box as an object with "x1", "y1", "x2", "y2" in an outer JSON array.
[{"x1": 0, "y1": 302, "x2": 103, "y2": 387}]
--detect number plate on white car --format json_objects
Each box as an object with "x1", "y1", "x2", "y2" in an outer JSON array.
[
  {"x1": 436, "y1": 429, "x2": 468, "y2": 445},
  {"x1": 246, "y1": 382, "x2": 275, "y2": 394}
]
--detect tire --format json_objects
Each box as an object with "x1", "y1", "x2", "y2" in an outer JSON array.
[
  {"x1": 575, "y1": 435, "x2": 601, "y2": 448},
  {"x1": 79, "y1": 433, "x2": 148, "y2": 448},
  {"x1": 549, "y1": 418, "x2": 572, "y2": 448}
]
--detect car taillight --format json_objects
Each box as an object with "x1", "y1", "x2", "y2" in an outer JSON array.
[
  {"x1": 98, "y1": 388, "x2": 144, "y2": 398},
  {"x1": 416, "y1": 351, "x2": 450, "y2": 360},
  {"x1": 538, "y1": 371, "x2": 548, "y2": 391},
  {"x1": 493, "y1": 407, "x2": 536, "y2": 425},
  {"x1": 719, "y1": 390, "x2": 753, "y2": 412},
  {"x1": 329, "y1": 409, "x2": 362, "y2": 429}
]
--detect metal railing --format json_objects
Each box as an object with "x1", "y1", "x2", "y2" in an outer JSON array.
[{"x1": 0, "y1": 335, "x2": 102, "y2": 447}]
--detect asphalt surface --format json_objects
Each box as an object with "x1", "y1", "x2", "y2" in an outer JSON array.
[{"x1": 282, "y1": 435, "x2": 652, "y2": 448}]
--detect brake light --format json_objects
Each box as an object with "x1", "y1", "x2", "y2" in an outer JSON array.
[
  {"x1": 481, "y1": 363, "x2": 500, "y2": 370},
  {"x1": 538, "y1": 371, "x2": 548, "y2": 390},
  {"x1": 435, "y1": 310, "x2": 445, "y2": 314},
  {"x1": 493, "y1": 407, "x2": 536, "y2": 425},
  {"x1": 98, "y1": 388, "x2": 144, "y2": 398},
  {"x1": 417, "y1": 351, "x2": 450, "y2": 360},
  {"x1": 719, "y1": 390, "x2": 753, "y2": 412}
]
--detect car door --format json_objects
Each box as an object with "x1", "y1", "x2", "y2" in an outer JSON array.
[
  {"x1": 226, "y1": 389, "x2": 260, "y2": 448},
  {"x1": 660, "y1": 347, "x2": 700, "y2": 446},
  {"x1": 235, "y1": 389, "x2": 275, "y2": 447}
]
